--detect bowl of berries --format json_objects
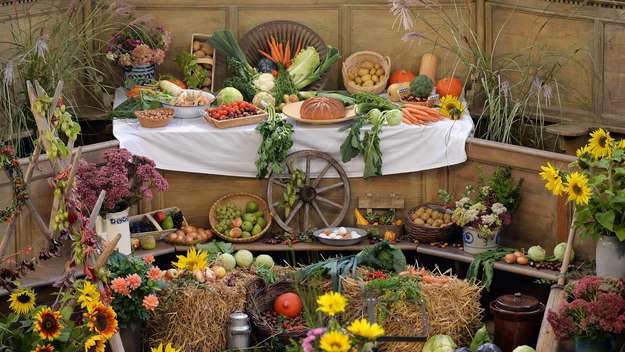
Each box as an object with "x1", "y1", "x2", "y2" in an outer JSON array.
[{"x1": 203, "y1": 101, "x2": 267, "y2": 128}]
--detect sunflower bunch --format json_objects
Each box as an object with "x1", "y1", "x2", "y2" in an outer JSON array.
[
  {"x1": 1, "y1": 281, "x2": 119, "y2": 352},
  {"x1": 540, "y1": 128, "x2": 625, "y2": 241},
  {"x1": 293, "y1": 291, "x2": 385, "y2": 352}
]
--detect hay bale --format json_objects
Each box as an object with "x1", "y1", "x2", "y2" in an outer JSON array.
[
  {"x1": 341, "y1": 273, "x2": 482, "y2": 352},
  {"x1": 147, "y1": 271, "x2": 261, "y2": 352}
]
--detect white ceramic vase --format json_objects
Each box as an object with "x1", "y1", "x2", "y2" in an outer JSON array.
[
  {"x1": 96, "y1": 207, "x2": 131, "y2": 255},
  {"x1": 596, "y1": 235, "x2": 625, "y2": 278},
  {"x1": 463, "y1": 226, "x2": 499, "y2": 255}
]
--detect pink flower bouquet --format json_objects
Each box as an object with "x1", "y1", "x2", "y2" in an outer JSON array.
[{"x1": 106, "y1": 21, "x2": 171, "y2": 67}]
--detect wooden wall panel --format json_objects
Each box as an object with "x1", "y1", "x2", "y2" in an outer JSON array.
[
  {"x1": 488, "y1": 4, "x2": 595, "y2": 114},
  {"x1": 603, "y1": 23, "x2": 625, "y2": 120}
]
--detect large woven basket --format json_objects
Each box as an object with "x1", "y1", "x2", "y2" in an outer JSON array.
[
  {"x1": 342, "y1": 51, "x2": 391, "y2": 94},
  {"x1": 208, "y1": 193, "x2": 272, "y2": 243},
  {"x1": 404, "y1": 203, "x2": 460, "y2": 243},
  {"x1": 239, "y1": 20, "x2": 329, "y2": 91},
  {"x1": 246, "y1": 281, "x2": 308, "y2": 342}
]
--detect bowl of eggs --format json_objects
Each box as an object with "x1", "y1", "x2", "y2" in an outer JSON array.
[{"x1": 313, "y1": 227, "x2": 367, "y2": 246}]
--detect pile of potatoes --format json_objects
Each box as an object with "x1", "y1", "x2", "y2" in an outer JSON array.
[
  {"x1": 347, "y1": 61, "x2": 385, "y2": 88},
  {"x1": 166, "y1": 225, "x2": 213, "y2": 245},
  {"x1": 192, "y1": 39, "x2": 214, "y2": 90},
  {"x1": 410, "y1": 207, "x2": 453, "y2": 228}
]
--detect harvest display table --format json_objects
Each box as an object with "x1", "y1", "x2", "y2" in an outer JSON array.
[{"x1": 113, "y1": 111, "x2": 474, "y2": 177}]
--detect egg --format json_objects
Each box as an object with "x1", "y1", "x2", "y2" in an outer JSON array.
[{"x1": 338, "y1": 227, "x2": 347, "y2": 235}]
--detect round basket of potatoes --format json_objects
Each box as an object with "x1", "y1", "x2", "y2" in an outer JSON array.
[
  {"x1": 166, "y1": 225, "x2": 214, "y2": 246},
  {"x1": 410, "y1": 206, "x2": 453, "y2": 228},
  {"x1": 342, "y1": 51, "x2": 391, "y2": 94},
  {"x1": 405, "y1": 204, "x2": 459, "y2": 243}
]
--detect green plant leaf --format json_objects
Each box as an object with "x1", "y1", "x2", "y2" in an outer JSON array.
[
  {"x1": 615, "y1": 168, "x2": 625, "y2": 177},
  {"x1": 595, "y1": 210, "x2": 615, "y2": 231}
]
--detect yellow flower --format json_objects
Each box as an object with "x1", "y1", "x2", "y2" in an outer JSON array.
[
  {"x1": 34, "y1": 307, "x2": 63, "y2": 341},
  {"x1": 84, "y1": 335, "x2": 106, "y2": 352},
  {"x1": 576, "y1": 144, "x2": 591, "y2": 158},
  {"x1": 439, "y1": 95, "x2": 464, "y2": 120},
  {"x1": 347, "y1": 318, "x2": 385, "y2": 340},
  {"x1": 77, "y1": 281, "x2": 100, "y2": 310},
  {"x1": 319, "y1": 330, "x2": 351, "y2": 352},
  {"x1": 33, "y1": 344, "x2": 55, "y2": 352},
  {"x1": 316, "y1": 292, "x2": 347, "y2": 317},
  {"x1": 9, "y1": 288, "x2": 36, "y2": 315},
  {"x1": 84, "y1": 304, "x2": 118, "y2": 339},
  {"x1": 565, "y1": 172, "x2": 592, "y2": 206},
  {"x1": 588, "y1": 128, "x2": 613, "y2": 159},
  {"x1": 151, "y1": 343, "x2": 182, "y2": 352},
  {"x1": 617, "y1": 139, "x2": 625, "y2": 149},
  {"x1": 539, "y1": 163, "x2": 565, "y2": 196},
  {"x1": 172, "y1": 248, "x2": 208, "y2": 272}
]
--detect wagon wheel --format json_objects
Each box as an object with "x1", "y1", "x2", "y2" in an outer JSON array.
[{"x1": 267, "y1": 150, "x2": 351, "y2": 233}]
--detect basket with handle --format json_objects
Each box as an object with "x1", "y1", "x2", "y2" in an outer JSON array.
[
  {"x1": 342, "y1": 51, "x2": 391, "y2": 94},
  {"x1": 209, "y1": 192, "x2": 272, "y2": 243},
  {"x1": 404, "y1": 203, "x2": 460, "y2": 243}
]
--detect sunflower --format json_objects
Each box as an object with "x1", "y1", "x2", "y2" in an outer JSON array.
[
  {"x1": 84, "y1": 304, "x2": 118, "y2": 339},
  {"x1": 439, "y1": 95, "x2": 464, "y2": 120},
  {"x1": 172, "y1": 248, "x2": 208, "y2": 272},
  {"x1": 576, "y1": 144, "x2": 591, "y2": 158},
  {"x1": 34, "y1": 307, "x2": 63, "y2": 341},
  {"x1": 347, "y1": 318, "x2": 385, "y2": 340},
  {"x1": 77, "y1": 281, "x2": 100, "y2": 310},
  {"x1": 151, "y1": 343, "x2": 182, "y2": 352},
  {"x1": 588, "y1": 128, "x2": 613, "y2": 159},
  {"x1": 33, "y1": 344, "x2": 55, "y2": 352},
  {"x1": 316, "y1": 292, "x2": 347, "y2": 317},
  {"x1": 84, "y1": 335, "x2": 106, "y2": 352},
  {"x1": 9, "y1": 288, "x2": 36, "y2": 315},
  {"x1": 565, "y1": 172, "x2": 592, "y2": 206},
  {"x1": 319, "y1": 331, "x2": 351, "y2": 352},
  {"x1": 539, "y1": 163, "x2": 565, "y2": 196},
  {"x1": 617, "y1": 139, "x2": 625, "y2": 150}
]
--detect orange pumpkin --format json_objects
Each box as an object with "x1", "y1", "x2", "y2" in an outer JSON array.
[
  {"x1": 389, "y1": 70, "x2": 416, "y2": 85},
  {"x1": 436, "y1": 77, "x2": 462, "y2": 98},
  {"x1": 274, "y1": 292, "x2": 303, "y2": 318}
]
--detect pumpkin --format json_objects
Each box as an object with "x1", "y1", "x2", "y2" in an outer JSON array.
[
  {"x1": 383, "y1": 230, "x2": 397, "y2": 242},
  {"x1": 436, "y1": 77, "x2": 462, "y2": 98},
  {"x1": 274, "y1": 292, "x2": 303, "y2": 318},
  {"x1": 388, "y1": 70, "x2": 416, "y2": 85}
]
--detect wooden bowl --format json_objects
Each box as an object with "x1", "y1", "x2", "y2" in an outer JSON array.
[
  {"x1": 209, "y1": 193, "x2": 272, "y2": 243},
  {"x1": 134, "y1": 108, "x2": 174, "y2": 128},
  {"x1": 342, "y1": 51, "x2": 391, "y2": 94},
  {"x1": 239, "y1": 20, "x2": 329, "y2": 90}
]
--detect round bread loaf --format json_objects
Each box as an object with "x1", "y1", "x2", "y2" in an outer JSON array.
[{"x1": 300, "y1": 97, "x2": 346, "y2": 120}]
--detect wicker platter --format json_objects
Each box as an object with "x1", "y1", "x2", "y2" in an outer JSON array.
[
  {"x1": 209, "y1": 193, "x2": 272, "y2": 243},
  {"x1": 202, "y1": 109, "x2": 268, "y2": 129}
]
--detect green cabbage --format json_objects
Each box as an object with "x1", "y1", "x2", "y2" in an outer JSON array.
[
  {"x1": 512, "y1": 346, "x2": 535, "y2": 352},
  {"x1": 527, "y1": 245, "x2": 546, "y2": 262},
  {"x1": 423, "y1": 335, "x2": 457, "y2": 352},
  {"x1": 287, "y1": 46, "x2": 320, "y2": 88},
  {"x1": 217, "y1": 87, "x2": 244, "y2": 105},
  {"x1": 383, "y1": 109, "x2": 403, "y2": 126},
  {"x1": 366, "y1": 108, "x2": 383, "y2": 124},
  {"x1": 553, "y1": 242, "x2": 574, "y2": 262}
]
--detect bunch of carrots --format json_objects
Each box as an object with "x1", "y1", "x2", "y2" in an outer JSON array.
[
  {"x1": 401, "y1": 103, "x2": 445, "y2": 125},
  {"x1": 399, "y1": 265, "x2": 451, "y2": 284},
  {"x1": 259, "y1": 35, "x2": 302, "y2": 68}
]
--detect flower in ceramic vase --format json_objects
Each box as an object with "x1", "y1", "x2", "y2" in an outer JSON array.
[{"x1": 131, "y1": 44, "x2": 153, "y2": 66}]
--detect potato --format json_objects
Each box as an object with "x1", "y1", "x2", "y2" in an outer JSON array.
[
  {"x1": 371, "y1": 75, "x2": 379, "y2": 82},
  {"x1": 363, "y1": 80, "x2": 374, "y2": 87},
  {"x1": 192, "y1": 41, "x2": 201, "y2": 51},
  {"x1": 374, "y1": 63, "x2": 381, "y2": 69},
  {"x1": 200, "y1": 42, "x2": 213, "y2": 53},
  {"x1": 425, "y1": 208, "x2": 433, "y2": 214},
  {"x1": 426, "y1": 218, "x2": 434, "y2": 225},
  {"x1": 369, "y1": 68, "x2": 377, "y2": 75},
  {"x1": 361, "y1": 61, "x2": 373, "y2": 69},
  {"x1": 376, "y1": 68, "x2": 384, "y2": 76},
  {"x1": 361, "y1": 74, "x2": 371, "y2": 81},
  {"x1": 203, "y1": 77, "x2": 212, "y2": 85},
  {"x1": 355, "y1": 76, "x2": 363, "y2": 84},
  {"x1": 433, "y1": 219, "x2": 443, "y2": 227},
  {"x1": 414, "y1": 218, "x2": 425, "y2": 225},
  {"x1": 357, "y1": 68, "x2": 369, "y2": 76},
  {"x1": 416, "y1": 208, "x2": 425, "y2": 215},
  {"x1": 348, "y1": 72, "x2": 356, "y2": 80},
  {"x1": 194, "y1": 50, "x2": 206, "y2": 58}
]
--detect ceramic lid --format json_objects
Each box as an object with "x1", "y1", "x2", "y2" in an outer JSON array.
[{"x1": 493, "y1": 292, "x2": 542, "y2": 313}]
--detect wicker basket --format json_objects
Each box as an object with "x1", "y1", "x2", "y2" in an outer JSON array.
[
  {"x1": 246, "y1": 281, "x2": 307, "y2": 342},
  {"x1": 134, "y1": 108, "x2": 174, "y2": 128},
  {"x1": 208, "y1": 193, "x2": 272, "y2": 243},
  {"x1": 404, "y1": 203, "x2": 460, "y2": 243},
  {"x1": 400, "y1": 98, "x2": 435, "y2": 108},
  {"x1": 239, "y1": 20, "x2": 329, "y2": 90},
  {"x1": 342, "y1": 51, "x2": 391, "y2": 94}
]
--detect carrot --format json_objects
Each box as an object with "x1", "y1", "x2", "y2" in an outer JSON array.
[
  {"x1": 259, "y1": 49, "x2": 274, "y2": 61},
  {"x1": 402, "y1": 117, "x2": 412, "y2": 125},
  {"x1": 401, "y1": 110, "x2": 423, "y2": 124},
  {"x1": 295, "y1": 39, "x2": 302, "y2": 56},
  {"x1": 284, "y1": 39, "x2": 291, "y2": 66}
]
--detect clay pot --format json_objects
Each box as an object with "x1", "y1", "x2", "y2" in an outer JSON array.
[{"x1": 490, "y1": 292, "x2": 545, "y2": 352}]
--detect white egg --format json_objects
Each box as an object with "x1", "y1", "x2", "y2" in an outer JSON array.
[{"x1": 338, "y1": 227, "x2": 347, "y2": 235}]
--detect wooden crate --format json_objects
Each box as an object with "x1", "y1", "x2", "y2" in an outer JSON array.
[
  {"x1": 190, "y1": 33, "x2": 216, "y2": 92},
  {"x1": 129, "y1": 206, "x2": 188, "y2": 240},
  {"x1": 356, "y1": 193, "x2": 405, "y2": 237}
]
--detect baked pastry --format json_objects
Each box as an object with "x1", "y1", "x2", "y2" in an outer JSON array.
[{"x1": 300, "y1": 97, "x2": 346, "y2": 120}]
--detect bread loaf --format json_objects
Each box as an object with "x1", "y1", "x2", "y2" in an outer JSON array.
[{"x1": 300, "y1": 97, "x2": 345, "y2": 120}]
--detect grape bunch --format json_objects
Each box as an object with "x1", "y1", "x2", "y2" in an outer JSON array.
[
  {"x1": 214, "y1": 203, "x2": 241, "y2": 234},
  {"x1": 52, "y1": 209, "x2": 69, "y2": 232},
  {"x1": 130, "y1": 221, "x2": 157, "y2": 234},
  {"x1": 172, "y1": 211, "x2": 184, "y2": 229}
]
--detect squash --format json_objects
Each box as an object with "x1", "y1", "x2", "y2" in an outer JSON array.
[
  {"x1": 436, "y1": 77, "x2": 462, "y2": 98},
  {"x1": 418, "y1": 53, "x2": 438, "y2": 81},
  {"x1": 355, "y1": 209, "x2": 369, "y2": 226},
  {"x1": 274, "y1": 292, "x2": 303, "y2": 318},
  {"x1": 383, "y1": 230, "x2": 397, "y2": 242},
  {"x1": 389, "y1": 70, "x2": 416, "y2": 85},
  {"x1": 387, "y1": 82, "x2": 410, "y2": 102}
]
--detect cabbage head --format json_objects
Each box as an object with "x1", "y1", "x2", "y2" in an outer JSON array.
[
  {"x1": 217, "y1": 87, "x2": 244, "y2": 105},
  {"x1": 287, "y1": 46, "x2": 320, "y2": 88},
  {"x1": 512, "y1": 346, "x2": 536, "y2": 352},
  {"x1": 423, "y1": 335, "x2": 457, "y2": 352},
  {"x1": 383, "y1": 109, "x2": 403, "y2": 126},
  {"x1": 553, "y1": 242, "x2": 574, "y2": 261},
  {"x1": 527, "y1": 245, "x2": 546, "y2": 262}
]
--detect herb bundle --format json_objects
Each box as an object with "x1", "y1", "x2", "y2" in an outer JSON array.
[
  {"x1": 466, "y1": 247, "x2": 515, "y2": 291},
  {"x1": 339, "y1": 113, "x2": 385, "y2": 178},
  {"x1": 256, "y1": 105, "x2": 294, "y2": 179}
]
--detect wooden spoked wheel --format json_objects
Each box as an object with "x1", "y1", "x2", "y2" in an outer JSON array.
[{"x1": 267, "y1": 150, "x2": 351, "y2": 233}]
